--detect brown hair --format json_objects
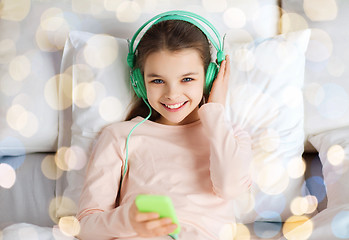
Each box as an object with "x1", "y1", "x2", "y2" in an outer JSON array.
[{"x1": 125, "y1": 20, "x2": 212, "y2": 121}]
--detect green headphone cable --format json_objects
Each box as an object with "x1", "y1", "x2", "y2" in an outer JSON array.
[{"x1": 121, "y1": 97, "x2": 152, "y2": 182}]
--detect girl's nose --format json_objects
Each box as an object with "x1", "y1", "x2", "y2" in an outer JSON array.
[{"x1": 164, "y1": 84, "x2": 180, "y2": 100}]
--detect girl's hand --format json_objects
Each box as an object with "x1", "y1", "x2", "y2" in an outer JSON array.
[
  {"x1": 129, "y1": 201, "x2": 177, "y2": 238},
  {"x1": 207, "y1": 55, "x2": 231, "y2": 106}
]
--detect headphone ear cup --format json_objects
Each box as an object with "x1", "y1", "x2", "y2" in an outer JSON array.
[
  {"x1": 205, "y1": 62, "x2": 218, "y2": 95},
  {"x1": 132, "y1": 68, "x2": 147, "y2": 99}
]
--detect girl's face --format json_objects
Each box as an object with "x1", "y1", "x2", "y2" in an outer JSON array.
[{"x1": 144, "y1": 49, "x2": 205, "y2": 125}]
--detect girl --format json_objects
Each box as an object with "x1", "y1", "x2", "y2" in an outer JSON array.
[{"x1": 76, "y1": 13, "x2": 253, "y2": 240}]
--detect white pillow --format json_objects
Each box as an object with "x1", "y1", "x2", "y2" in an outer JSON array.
[
  {"x1": 224, "y1": 29, "x2": 315, "y2": 223},
  {"x1": 280, "y1": 0, "x2": 349, "y2": 151},
  {"x1": 55, "y1": 31, "x2": 133, "y2": 217},
  {"x1": 308, "y1": 127, "x2": 349, "y2": 208}
]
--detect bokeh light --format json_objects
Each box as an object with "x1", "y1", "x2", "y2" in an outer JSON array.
[
  {"x1": 280, "y1": 13, "x2": 308, "y2": 33},
  {"x1": 283, "y1": 216, "x2": 313, "y2": 240},
  {"x1": 74, "y1": 82, "x2": 97, "y2": 108},
  {"x1": 258, "y1": 128, "x2": 280, "y2": 152},
  {"x1": 6, "y1": 104, "x2": 28, "y2": 131},
  {"x1": 304, "y1": 0, "x2": 338, "y2": 21},
  {"x1": 327, "y1": 144, "x2": 345, "y2": 166},
  {"x1": 290, "y1": 195, "x2": 318, "y2": 216},
  {"x1": 234, "y1": 223, "x2": 251, "y2": 239},
  {"x1": 219, "y1": 223, "x2": 235, "y2": 240},
  {"x1": 230, "y1": 48, "x2": 255, "y2": 72},
  {"x1": 44, "y1": 73, "x2": 73, "y2": 111},
  {"x1": 254, "y1": 211, "x2": 282, "y2": 238},
  {"x1": 49, "y1": 196, "x2": 77, "y2": 224},
  {"x1": 0, "y1": 163, "x2": 16, "y2": 189},
  {"x1": 99, "y1": 96, "x2": 124, "y2": 122},
  {"x1": 223, "y1": 8, "x2": 246, "y2": 29},
  {"x1": 257, "y1": 163, "x2": 289, "y2": 195},
  {"x1": 287, "y1": 157, "x2": 306, "y2": 179},
  {"x1": 9, "y1": 55, "x2": 31, "y2": 82},
  {"x1": 202, "y1": 0, "x2": 227, "y2": 12},
  {"x1": 41, "y1": 154, "x2": 64, "y2": 180},
  {"x1": 304, "y1": 82, "x2": 325, "y2": 106},
  {"x1": 54, "y1": 146, "x2": 88, "y2": 171},
  {"x1": 306, "y1": 28, "x2": 333, "y2": 62},
  {"x1": 84, "y1": 34, "x2": 119, "y2": 69},
  {"x1": 305, "y1": 176, "x2": 327, "y2": 203},
  {"x1": 58, "y1": 216, "x2": 81, "y2": 237},
  {"x1": 0, "y1": 0, "x2": 31, "y2": 21},
  {"x1": 254, "y1": 192, "x2": 286, "y2": 216},
  {"x1": 331, "y1": 211, "x2": 349, "y2": 239},
  {"x1": 116, "y1": 1, "x2": 141, "y2": 23}
]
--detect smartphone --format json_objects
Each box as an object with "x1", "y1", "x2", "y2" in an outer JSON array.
[{"x1": 135, "y1": 194, "x2": 181, "y2": 236}]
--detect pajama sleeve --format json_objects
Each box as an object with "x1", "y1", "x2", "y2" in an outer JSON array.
[
  {"x1": 198, "y1": 102, "x2": 253, "y2": 199},
  {"x1": 76, "y1": 127, "x2": 137, "y2": 240}
]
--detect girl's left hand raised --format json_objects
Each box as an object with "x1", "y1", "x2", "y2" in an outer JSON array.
[{"x1": 207, "y1": 54, "x2": 230, "y2": 106}]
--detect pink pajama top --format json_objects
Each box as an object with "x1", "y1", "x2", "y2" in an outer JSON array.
[{"x1": 76, "y1": 103, "x2": 253, "y2": 240}]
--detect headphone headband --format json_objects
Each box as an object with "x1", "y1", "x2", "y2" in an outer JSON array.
[{"x1": 127, "y1": 10, "x2": 225, "y2": 69}]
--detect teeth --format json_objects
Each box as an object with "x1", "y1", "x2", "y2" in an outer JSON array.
[{"x1": 164, "y1": 102, "x2": 185, "y2": 109}]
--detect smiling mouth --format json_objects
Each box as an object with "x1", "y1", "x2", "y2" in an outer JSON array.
[{"x1": 161, "y1": 101, "x2": 188, "y2": 111}]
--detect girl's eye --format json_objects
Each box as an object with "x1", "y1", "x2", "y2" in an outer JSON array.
[
  {"x1": 152, "y1": 79, "x2": 164, "y2": 84},
  {"x1": 182, "y1": 78, "x2": 193, "y2": 82}
]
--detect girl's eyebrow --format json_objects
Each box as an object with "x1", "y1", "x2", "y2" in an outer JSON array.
[{"x1": 146, "y1": 72, "x2": 199, "y2": 78}]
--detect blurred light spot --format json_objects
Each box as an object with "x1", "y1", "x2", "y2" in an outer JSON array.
[
  {"x1": 6, "y1": 104, "x2": 28, "y2": 131},
  {"x1": 84, "y1": 34, "x2": 119, "y2": 69},
  {"x1": 231, "y1": 48, "x2": 255, "y2": 72},
  {"x1": 0, "y1": 163, "x2": 16, "y2": 188},
  {"x1": 327, "y1": 144, "x2": 345, "y2": 166},
  {"x1": 36, "y1": 27, "x2": 59, "y2": 52},
  {"x1": 331, "y1": 211, "x2": 349, "y2": 238},
  {"x1": 99, "y1": 96, "x2": 123, "y2": 122},
  {"x1": 290, "y1": 196, "x2": 318, "y2": 215},
  {"x1": 259, "y1": 129, "x2": 280, "y2": 152},
  {"x1": 19, "y1": 227, "x2": 38, "y2": 239},
  {"x1": 327, "y1": 56, "x2": 346, "y2": 77},
  {"x1": 45, "y1": 73, "x2": 73, "y2": 111},
  {"x1": 65, "y1": 146, "x2": 88, "y2": 171},
  {"x1": 104, "y1": 0, "x2": 121, "y2": 11},
  {"x1": 305, "y1": 176, "x2": 327, "y2": 203},
  {"x1": 316, "y1": 83, "x2": 349, "y2": 120},
  {"x1": 202, "y1": 0, "x2": 227, "y2": 12},
  {"x1": 283, "y1": 216, "x2": 313, "y2": 240},
  {"x1": 219, "y1": 223, "x2": 235, "y2": 240},
  {"x1": 49, "y1": 196, "x2": 77, "y2": 224},
  {"x1": 224, "y1": 29, "x2": 253, "y2": 44},
  {"x1": 42, "y1": 154, "x2": 63, "y2": 180},
  {"x1": 73, "y1": 64, "x2": 95, "y2": 83},
  {"x1": 9, "y1": 55, "x2": 31, "y2": 81},
  {"x1": 18, "y1": 111, "x2": 39, "y2": 137},
  {"x1": 304, "y1": 0, "x2": 337, "y2": 21},
  {"x1": 306, "y1": 29, "x2": 333, "y2": 62},
  {"x1": 253, "y1": 5, "x2": 280, "y2": 38},
  {"x1": 116, "y1": 1, "x2": 141, "y2": 23},
  {"x1": 234, "y1": 223, "x2": 250, "y2": 239},
  {"x1": 282, "y1": 86, "x2": 302, "y2": 109},
  {"x1": 72, "y1": 0, "x2": 104, "y2": 15},
  {"x1": 74, "y1": 82, "x2": 96, "y2": 108},
  {"x1": 223, "y1": 8, "x2": 246, "y2": 28},
  {"x1": 0, "y1": 0, "x2": 31, "y2": 21},
  {"x1": 59, "y1": 216, "x2": 81, "y2": 237},
  {"x1": 40, "y1": 8, "x2": 65, "y2": 31},
  {"x1": 55, "y1": 147, "x2": 70, "y2": 171},
  {"x1": 280, "y1": 13, "x2": 308, "y2": 33},
  {"x1": 0, "y1": 73, "x2": 22, "y2": 96},
  {"x1": 287, "y1": 157, "x2": 306, "y2": 179},
  {"x1": 0, "y1": 39, "x2": 16, "y2": 64},
  {"x1": 304, "y1": 82, "x2": 324, "y2": 106},
  {"x1": 257, "y1": 163, "x2": 289, "y2": 195},
  {"x1": 254, "y1": 212, "x2": 282, "y2": 238}
]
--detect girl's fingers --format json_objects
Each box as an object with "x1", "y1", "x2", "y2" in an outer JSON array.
[
  {"x1": 135, "y1": 212, "x2": 160, "y2": 222},
  {"x1": 145, "y1": 217, "x2": 173, "y2": 230}
]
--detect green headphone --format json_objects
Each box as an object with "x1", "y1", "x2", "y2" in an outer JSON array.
[{"x1": 126, "y1": 10, "x2": 225, "y2": 99}]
